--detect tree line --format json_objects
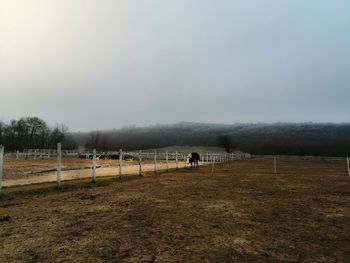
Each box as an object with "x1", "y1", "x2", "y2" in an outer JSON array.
[
  {"x1": 1, "y1": 119, "x2": 350, "y2": 157},
  {"x1": 76, "y1": 122, "x2": 350, "y2": 157},
  {"x1": 0, "y1": 117, "x2": 77, "y2": 151}
]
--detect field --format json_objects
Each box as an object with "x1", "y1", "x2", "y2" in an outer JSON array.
[
  {"x1": 1, "y1": 159, "x2": 350, "y2": 262},
  {"x1": 2, "y1": 156, "x2": 187, "y2": 187}
]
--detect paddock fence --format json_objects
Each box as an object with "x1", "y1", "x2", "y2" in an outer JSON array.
[
  {"x1": 1, "y1": 144, "x2": 349, "y2": 195},
  {"x1": 0, "y1": 144, "x2": 249, "y2": 193}
]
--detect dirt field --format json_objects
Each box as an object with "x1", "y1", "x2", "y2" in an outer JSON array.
[
  {"x1": 2, "y1": 157, "x2": 193, "y2": 187},
  {"x1": 3, "y1": 156, "x2": 118, "y2": 174},
  {"x1": 1, "y1": 159, "x2": 350, "y2": 262}
]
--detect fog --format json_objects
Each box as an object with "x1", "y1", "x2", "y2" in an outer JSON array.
[{"x1": 1, "y1": 0, "x2": 350, "y2": 131}]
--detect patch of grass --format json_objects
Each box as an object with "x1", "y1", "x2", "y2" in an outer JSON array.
[{"x1": 0, "y1": 174, "x2": 143, "y2": 202}]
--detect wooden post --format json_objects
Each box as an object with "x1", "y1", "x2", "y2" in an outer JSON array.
[
  {"x1": 347, "y1": 157, "x2": 350, "y2": 175},
  {"x1": 34, "y1": 149, "x2": 37, "y2": 159},
  {"x1": 211, "y1": 155, "x2": 215, "y2": 173},
  {"x1": 274, "y1": 156, "x2": 277, "y2": 174},
  {"x1": 184, "y1": 153, "x2": 187, "y2": 168},
  {"x1": 16, "y1": 150, "x2": 19, "y2": 159},
  {"x1": 206, "y1": 152, "x2": 209, "y2": 163},
  {"x1": 57, "y1": 143, "x2": 62, "y2": 188},
  {"x1": 139, "y1": 150, "x2": 143, "y2": 176},
  {"x1": 166, "y1": 151, "x2": 169, "y2": 172},
  {"x1": 0, "y1": 146, "x2": 4, "y2": 195},
  {"x1": 175, "y1": 151, "x2": 178, "y2": 170},
  {"x1": 92, "y1": 149, "x2": 96, "y2": 182},
  {"x1": 154, "y1": 149, "x2": 157, "y2": 174},
  {"x1": 119, "y1": 149, "x2": 123, "y2": 180}
]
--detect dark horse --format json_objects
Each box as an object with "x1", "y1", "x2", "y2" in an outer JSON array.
[{"x1": 188, "y1": 152, "x2": 200, "y2": 168}]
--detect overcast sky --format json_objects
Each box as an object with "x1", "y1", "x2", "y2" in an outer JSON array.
[{"x1": 1, "y1": 1, "x2": 350, "y2": 131}]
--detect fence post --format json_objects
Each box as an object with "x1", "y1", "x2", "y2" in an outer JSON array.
[
  {"x1": 184, "y1": 153, "x2": 187, "y2": 168},
  {"x1": 347, "y1": 157, "x2": 350, "y2": 175},
  {"x1": 166, "y1": 151, "x2": 169, "y2": 172},
  {"x1": 154, "y1": 149, "x2": 157, "y2": 174},
  {"x1": 139, "y1": 150, "x2": 143, "y2": 176},
  {"x1": 274, "y1": 156, "x2": 277, "y2": 174},
  {"x1": 16, "y1": 150, "x2": 19, "y2": 159},
  {"x1": 92, "y1": 149, "x2": 96, "y2": 182},
  {"x1": 175, "y1": 151, "x2": 178, "y2": 170},
  {"x1": 57, "y1": 143, "x2": 62, "y2": 188},
  {"x1": 0, "y1": 146, "x2": 4, "y2": 195},
  {"x1": 212, "y1": 155, "x2": 215, "y2": 173},
  {"x1": 119, "y1": 149, "x2": 123, "y2": 180}
]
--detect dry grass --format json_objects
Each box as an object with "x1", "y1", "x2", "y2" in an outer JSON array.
[{"x1": 1, "y1": 159, "x2": 350, "y2": 262}]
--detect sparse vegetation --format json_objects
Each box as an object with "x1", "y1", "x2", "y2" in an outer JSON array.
[{"x1": 1, "y1": 159, "x2": 349, "y2": 262}]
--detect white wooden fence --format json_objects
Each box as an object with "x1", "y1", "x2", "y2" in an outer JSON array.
[
  {"x1": 0, "y1": 144, "x2": 248, "y2": 193},
  {"x1": 1, "y1": 144, "x2": 349, "y2": 195}
]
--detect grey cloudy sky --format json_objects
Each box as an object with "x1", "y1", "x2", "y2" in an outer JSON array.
[{"x1": 1, "y1": 0, "x2": 350, "y2": 131}]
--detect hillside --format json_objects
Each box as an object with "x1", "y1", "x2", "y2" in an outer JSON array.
[{"x1": 73, "y1": 122, "x2": 350, "y2": 157}]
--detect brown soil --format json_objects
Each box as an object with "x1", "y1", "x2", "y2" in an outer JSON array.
[{"x1": 1, "y1": 159, "x2": 350, "y2": 262}]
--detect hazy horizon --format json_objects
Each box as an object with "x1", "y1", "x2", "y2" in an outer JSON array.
[
  {"x1": 1, "y1": 1, "x2": 350, "y2": 131},
  {"x1": 2, "y1": 118, "x2": 350, "y2": 134}
]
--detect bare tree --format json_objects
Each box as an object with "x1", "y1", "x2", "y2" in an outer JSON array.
[
  {"x1": 0, "y1": 117, "x2": 77, "y2": 151},
  {"x1": 218, "y1": 135, "x2": 238, "y2": 153}
]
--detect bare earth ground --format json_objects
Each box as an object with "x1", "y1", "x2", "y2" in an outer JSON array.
[{"x1": 1, "y1": 159, "x2": 350, "y2": 262}]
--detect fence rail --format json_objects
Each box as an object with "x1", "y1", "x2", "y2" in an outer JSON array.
[
  {"x1": 1, "y1": 145, "x2": 349, "y2": 194},
  {"x1": 0, "y1": 145, "x2": 249, "y2": 193},
  {"x1": 251, "y1": 154, "x2": 348, "y2": 161}
]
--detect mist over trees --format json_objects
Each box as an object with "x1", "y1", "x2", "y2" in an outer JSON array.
[
  {"x1": 1, "y1": 119, "x2": 350, "y2": 157},
  {"x1": 0, "y1": 117, "x2": 77, "y2": 151},
  {"x1": 76, "y1": 122, "x2": 350, "y2": 157}
]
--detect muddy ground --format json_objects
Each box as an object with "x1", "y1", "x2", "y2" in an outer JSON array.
[{"x1": 0, "y1": 159, "x2": 349, "y2": 262}]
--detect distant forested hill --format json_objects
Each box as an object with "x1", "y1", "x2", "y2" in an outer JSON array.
[{"x1": 73, "y1": 122, "x2": 350, "y2": 157}]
